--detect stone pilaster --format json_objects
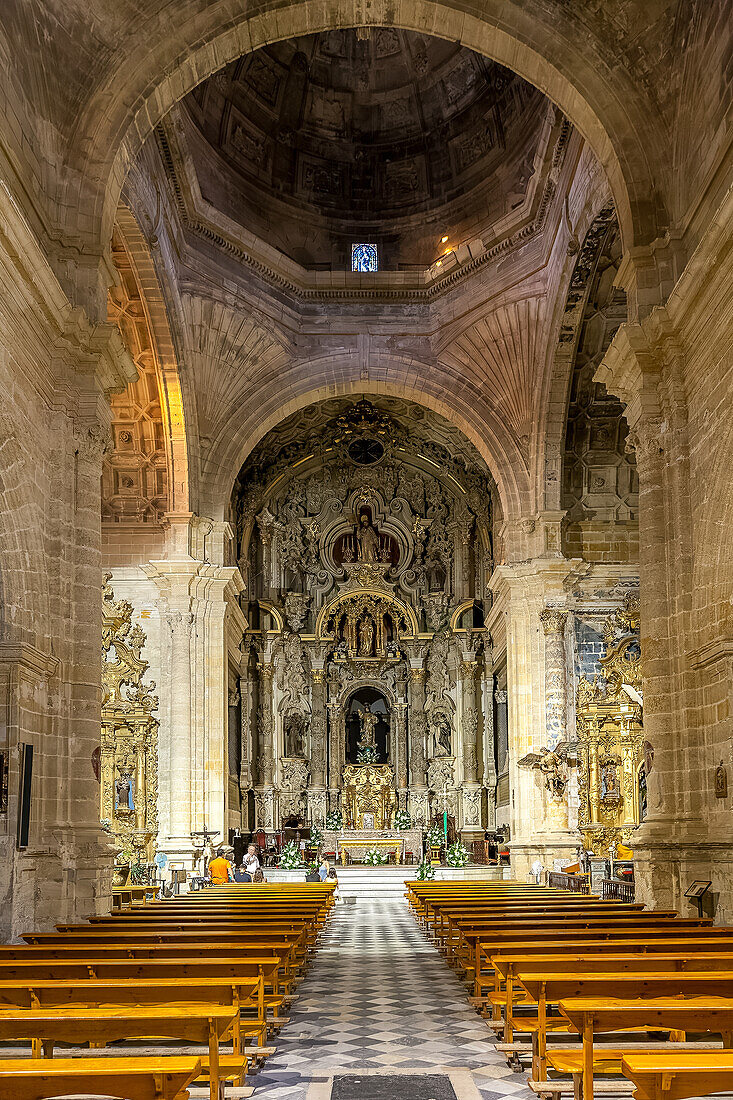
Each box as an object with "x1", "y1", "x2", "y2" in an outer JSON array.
[
  {"x1": 489, "y1": 558, "x2": 585, "y2": 880},
  {"x1": 144, "y1": 558, "x2": 244, "y2": 864}
]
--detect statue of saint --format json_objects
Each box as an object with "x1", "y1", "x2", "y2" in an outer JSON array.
[
  {"x1": 284, "y1": 712, "x2": 305, "y2": 757},
  {"x1": 115, "y1": 771, "x2": 133, "y2": 811},
  {"x1": 356, "y1": 706, "x2": 379, "y2": 764},
  {"x1": 357, "y1": 514, "x2": 380, "y2": 562},
  {"x1": 358, "y1": 615, "x2": 374, "y2": 656},
  {"x1": 601, "y1": 760, "x2": 620, "y2": 800},
  {"x1": 432, "y1": 713, "x2": 452, "y2": 757}
]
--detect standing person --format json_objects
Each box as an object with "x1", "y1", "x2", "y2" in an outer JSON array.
[
  {"x1": 242, "y1": 843, "x2": 260, "y2": 879},
  {"x1": 327, "y1": 866, "x2": 341, "y2": 903},
  {"x1": 208, "y1": 848, "x2": 234, "y2": 885}
]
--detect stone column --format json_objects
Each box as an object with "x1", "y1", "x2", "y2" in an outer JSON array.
[
  {"x1": 460, "y1": 656, "x2": 482, "y2": 841},
  {"x1": 407, "y1": 663, "x2": 429, "y2": 825},
  {"x1": 394, "y1": 701, "x2": 408, "y2": 800},
  {"x1": 308, "y1": 666, "x2": 327, "y2": 825},
  {"x1": 540, "y1": 609, "x2": 569, "y2": 750},
  {"x1": 482, "y1": 658, "x2": 497, "y2": 831},
  {"x1": 327, "y1": 699, "x2": 342, "y2": 813},
  {"x1": 239, "y1": 650, "x2": 254, "y2": 831}
]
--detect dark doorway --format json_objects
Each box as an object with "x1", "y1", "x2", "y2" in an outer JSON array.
[{"x1": 345, "y1": 687, "x2": 390, "y2": 764}]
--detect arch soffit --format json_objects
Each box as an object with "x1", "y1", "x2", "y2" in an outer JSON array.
[
  {"x1": 110, "y1": 206, "x2": 191, "y2": 515},
  {"x1": 203, "y1": 367, "x2": 531, "y2": 523},
  {"x1": 344, "y1": 683, "x2": 397, "y2": 709},
  {"x1": 539, "y1": 195, "x2": 622, "y2": 511},
  {"x1": 80, "y1": 2, "x2": 661, "y2": 256}
]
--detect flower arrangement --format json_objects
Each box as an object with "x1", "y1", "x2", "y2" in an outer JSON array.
[
  {"x1": 279, "y1": 840, "x2": 303, "y2": 869},
  {"x1": 446, "y1": 840, "x2": 470, "y2": 867},
  {"x1": 310, "y1": 825, "x2": 323, "y2": 847},
  {"x1": 362, "y1": 846, "x2": 389, "y2": 866},
  {"x1": 416, "y1": 859, "x2": 435, "y2": 880},
  {"x1": 393, "y1": 808, "x2": 411, "y2": 830},
  {"x1": 425, "y1": 823, "x2": 445, "y2": 849},
  {"x1": 325, "y1": 810, "x2": 343, "y2": 831}
]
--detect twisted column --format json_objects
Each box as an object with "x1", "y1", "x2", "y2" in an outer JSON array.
[{"x1": 540, "y1": 608, "x2": 568, "y2": 749}]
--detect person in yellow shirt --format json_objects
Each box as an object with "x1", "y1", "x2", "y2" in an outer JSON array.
[{"x1": 208, "y1": 848, "x2": 233, "y2": 885}]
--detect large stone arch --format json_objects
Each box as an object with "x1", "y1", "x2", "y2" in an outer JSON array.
[
  {"x1": 103, "y1": 206, "x2": 191, "y2": 528},
  {"x1": 199, "y1": 359, "x2": 532, "y2": 525},
  {"x1": 68, "y1": 0, "x2": 665, "y2": 264}
]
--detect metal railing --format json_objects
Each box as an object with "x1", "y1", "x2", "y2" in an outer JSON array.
[
  {"x1": 601, "y1": 877, "x2": 636, "y2": 902},
  {"x1": 547, "y1": 870, "x2": 591, "y2": 893}
]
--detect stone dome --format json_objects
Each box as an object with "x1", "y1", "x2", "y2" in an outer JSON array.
[{"x1": 184, "y1": 28, "x2": 546, "y2": 268}]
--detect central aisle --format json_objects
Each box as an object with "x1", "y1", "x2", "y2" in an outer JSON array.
[{"x1": 254, "y1": 896, "x2": 525, "y2": 1099}]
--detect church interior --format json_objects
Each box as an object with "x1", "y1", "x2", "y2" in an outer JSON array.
[{"x1": 0, "y1": 2, "x2": 733, "y2": 1098}]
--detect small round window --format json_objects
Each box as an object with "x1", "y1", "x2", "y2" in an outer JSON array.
[{"x1": 348, "y1": 437, "x2": 384, "y2": 465}]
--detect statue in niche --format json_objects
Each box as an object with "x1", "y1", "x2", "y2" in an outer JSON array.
[
  {"x1": 356, "y1": 706, "x2": 379, "y2": 764},
  {"x1": 284, "y1": 712, "x2": 306, "y2": 758},
  {"x1": 432, "y1": 712, "x2": 453, "y2": 757},
  {"x1": 115, "y1": 769, "x2": 134, "y2": 812},
  {"x1": 600, "y1": 758, "x2": 620, "y2": 801},
  {"x1": 358, "y1": 615, "x2": 375, "y2": 657},
  {"x1": 357, "y1": 514, "x2": 380, "y2": 562}
]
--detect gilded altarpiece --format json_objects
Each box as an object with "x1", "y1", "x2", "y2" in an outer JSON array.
[
  {"x1": 576, "y1": 596, "x2": 644, "y2": 855},
  {"x1": 233, "y1": 398, "x2": 498, "y2": 839},
  {"x1": 101, "y1": 576, "x2": 159, "y2": 860}
]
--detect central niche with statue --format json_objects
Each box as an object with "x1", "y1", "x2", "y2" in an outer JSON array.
[{"x1": 231, "y1": 396, "x2": 498, "y2": 845}]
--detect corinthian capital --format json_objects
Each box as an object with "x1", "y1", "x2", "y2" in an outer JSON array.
[{"x1": 540, "y1": 608, "x2": 567, "y2": 636}]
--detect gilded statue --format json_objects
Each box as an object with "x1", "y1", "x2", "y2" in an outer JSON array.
[
  {"x1": 357, "y1": 514, "x2": 380, "y2": 562},
  {"x1": 358, "y1": 615, "x2": 375, "y2": 656}
]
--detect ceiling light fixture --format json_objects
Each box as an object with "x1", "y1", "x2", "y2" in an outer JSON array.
[{"x1": 440, "y1": 235, "x2": 449, "y2": 243}]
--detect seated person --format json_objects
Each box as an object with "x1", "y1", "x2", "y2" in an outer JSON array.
[
  {"x1": 253, "y1": 868, "x2": 266, "y2": 883},
  {"x1": 208, "y1": 848, "x2": 234, "y2": 884},
  {"x1": 242, "y1": 843, "x2": 260, "y2": 878}
]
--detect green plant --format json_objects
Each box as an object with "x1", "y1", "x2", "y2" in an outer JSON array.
[
  {"x1": 416, "y1": 859, "x2": 435, "y2": 880},
  {"x1": 362, "y1": 846, "x2": 389, "y2": 866},
  {"x1": 425, "y1": 823, "x2": 445, "y2": 848},
  {"x1": 325, "y1": 810, "x2": 343, "y2": 831},
  {"x1": 278, "y1": 840, "x2": 303, "y2": 869},
  {"x1": 393, "y1": 808, "x2": 411, "y2": 830},
  {"x1": 446, "y1": 840, "x2": 470, "y2": 867},
  {"x1": 310, "y1": 825, "x2": 323, "y2": 846}
]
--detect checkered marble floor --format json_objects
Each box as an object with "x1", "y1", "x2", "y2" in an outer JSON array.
[{"x1": 252, "y1": 897, "x2": 527, "y2": 1099}]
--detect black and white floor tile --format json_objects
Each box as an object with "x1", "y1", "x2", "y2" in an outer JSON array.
[{"x1": 252, "y1": 898, "x2": 527, "y2": 1099}]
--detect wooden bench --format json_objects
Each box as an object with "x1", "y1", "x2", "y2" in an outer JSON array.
[
  {"x1": 621, "y1": 1050, "x2": 733, "y2": 1100},
  {"x1": 558, "y1": 996, "x2": 733, "y2": 1100},
  {"x1": 0, "y1": 1003, "x2": 237, "y2": 1100},
  {"x1": 0, "y1": 1055, "x2": 202, "y2": 1100},
  {"x1": 518, "y1": 969, "x2": 733, "y2": 1079}
]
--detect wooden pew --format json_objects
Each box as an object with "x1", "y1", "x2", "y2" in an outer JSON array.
[
  {"x1": 0, "y1": 1004, "x2": 237, "y2": 1100},
  {"x1": 518, "y1": 969, "x2": 733, "y2": 1080},
  {"x1": 558, "y1": 996, "x2": 733, "y2": 1100},
  {"x1": 621, "y1": 1050, "x2": 733, "y2": 1100},
  {"x1": 473, "y1": 930, "x2": 733, "y2": 998},
  {"x1": 0, "y1": 1055, "x2": 202, "y2": 1100}
]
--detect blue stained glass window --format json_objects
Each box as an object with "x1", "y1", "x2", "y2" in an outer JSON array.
[{"x1": 351, "y1": 243, "x2": 378, "y2": 272}]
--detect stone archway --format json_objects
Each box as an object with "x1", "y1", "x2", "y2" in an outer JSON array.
[{"x1": 67, "y1": 1, "x2": 664, "y2": 265}]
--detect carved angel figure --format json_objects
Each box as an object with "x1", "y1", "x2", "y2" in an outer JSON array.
[{"x1": 517, "y1": 742, "x2": 571, "y2": 799}]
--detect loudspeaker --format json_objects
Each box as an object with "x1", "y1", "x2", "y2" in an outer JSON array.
[{"x1": 16, "y1": 743, "x2": 33, "y2": 849}]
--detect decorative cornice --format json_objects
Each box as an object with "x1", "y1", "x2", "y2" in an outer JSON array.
[
  {"x1": 154, "y1": 114, "x2": 572, "y2": 307},
  {"x1": 0, "y1": 642, "x2": 59, "y2": 678},
  {"x1": 687, "y1": 635, "x2": 733, "y2": 670}
]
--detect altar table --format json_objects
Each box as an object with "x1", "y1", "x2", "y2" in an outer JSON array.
[{"x1": 323, "y1": 829, "x2": 423, "y2": 866}]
